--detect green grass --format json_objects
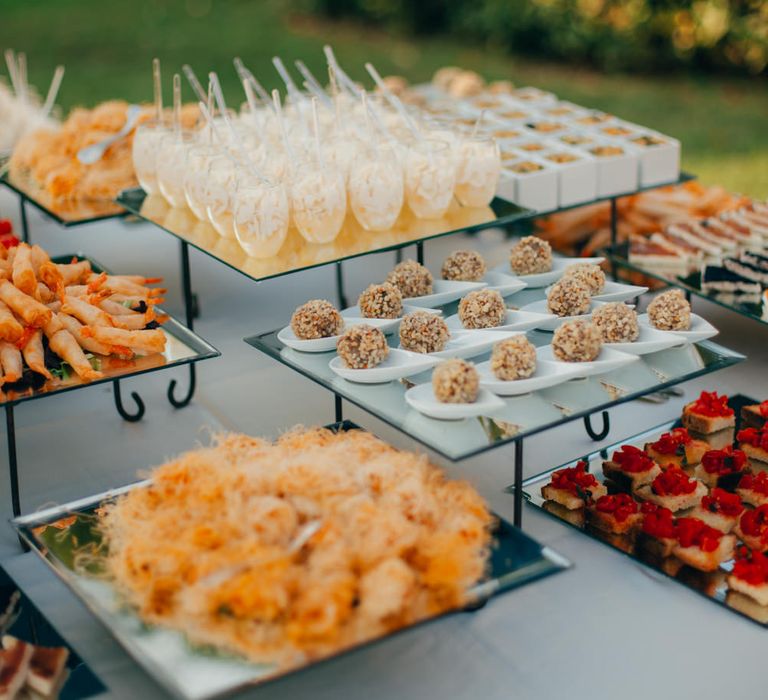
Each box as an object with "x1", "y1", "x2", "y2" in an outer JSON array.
[{"x1": 1, "y1": 0, "x2": 766, "y2": 196}]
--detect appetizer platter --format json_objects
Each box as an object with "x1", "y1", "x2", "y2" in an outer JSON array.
[
  {"x1": 522, "y1": 392, "x2": 768, "y2": 626},
  {"x1": 13, "y1": 423, "x2": 568, "y2": 700}
]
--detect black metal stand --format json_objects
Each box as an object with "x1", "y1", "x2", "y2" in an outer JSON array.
[
  {"x1": 6, "y1": 404, "x2": 20, "y2": 518},
  {"x1": 416, "y1": 241, "x2": 425, "y2": 265},
  {"x1": 609, "y1": 197, "x2": 618, "y2": 280},
  {"x1": 395, "y1": 248, "x2": 403, "y2": 264},
  {"x1": 513, "y1": 439, "x2": 524, "y2": 528},
  {"x1": 112, "y1": 380, "x2": 145, "y2": 422},
  {"x1": 584, "y1": 411, "x2": 611, "y2": 441},
  {"x1": 334, "y1": 394, "x2": 343, "y2": 423},
  {"x1": 19, "y1": 198, "x2": 29, "y2": 244},
  {"x1": 335, "y1": 262, "x2": 348, "y2": 309}
]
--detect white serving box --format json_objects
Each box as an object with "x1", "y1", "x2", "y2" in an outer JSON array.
[
  {"x1": 553, "y1": 129, "x2": 599, "y2": 151},
  {"x1": 574, "y1": 138, "x2": 639, "y2": 197},
  {"x1": 510, "y1": 87, "x2": 558, "y2": 106},
  {"x1": 538, "y1": 148, "x2": 598, "y2": 207},
  {"x1": 497, "y1": 156, "x2": 558, "y2": 212},
  {"x1": 539, "y1": 100, "x2": 590, "y2": 121},
  {"x1": 622, "y1": 131, "x2": 681, "y2": 186}
]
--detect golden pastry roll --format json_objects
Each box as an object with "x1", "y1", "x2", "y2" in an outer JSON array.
[
  {"x1": 98, "y1": 298, "x2": 140, "y2": 317},
  {"x1": 86, "y1": 273, "x2": 164, "y2": 299},
  {"x1": 36, "y1": 282, "x2": 55, "y2": 304},
  {"x1": 0, "y1": 259, "x2": 11, "y2": 280},
  {"x1": 57, "y1": 313, "x2": 113, "y2": 356},
  {"x1": 0, "y1": 341, "x2": 22, "y2": 382},
  {"x1": 29, "y1": 244, "x2": 51, "y2": 272},
  {"x1": 0, "y1": 279, "x2": 52, "y2": 328},
  {"x1": 11, "y1": 244, "x2": 38, "y2": 297},
  {"x1": 21, "y1": 329, "x2": 52, "y2": 379},
  {"x1": 85, "y1": 326, "x2": 166, "y2": 354},
  {"x1": 55, "y1": 260, "x2": 91, "y2": 286},
  {"x1": 38, "y1": 261, "x2": 64, "y2": 295},
  {"x1": 0, "y1": 301, "x2": 24, "y2": 343},
  {"x1": 47, "y1": 328, "x2": 103, "y2": 381},
  {"x1": 61, "y1": 294, "x2": 114, "y2": 328}
]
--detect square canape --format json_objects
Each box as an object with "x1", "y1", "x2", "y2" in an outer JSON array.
[
  {"x1": 737, "y1": 427, "x2": 768, "y2": 464},
  {"x1": 681, "y1": 391, "x2": 735, "y2": 435},
  {"x1": 581, "y1": 141, "x2": 638, "y2": 197},
  {"x1": 499, "y1": 158, "x2": 558, "y2": 211},
  {"x1": 728, "y1": 547, "x2": 768, "y2": 607},
  {"x1": 645, "y1": 428, "x2": 709, "y2": 470},
  {"x1": 737, "y1": 472, "x2": 768, "y2": 508},
  {"x1": 540, "y1": 149, "x2": 597, "y2": 207},
  {"x1": 741, "y1": 401, "x2": 768, "y2": 431},
  {"x1": 673, "y1": 517, "x2": 735, "y2": 572},
  {"x1": 734, "y1": 505, "x2": 768, "y2": 552},
  {"x1": 602, "y1": 445, "x2": 662, "y2": 491},
  {"x1": 637, "y1": 502, "x2": 677, "y2": 557},
  {"x1": 541, "y1": 460, "x2": 607, "y2": 510},
  {"x1": 636, "y1": 466, "x2": 707, "y2": 512},
  {"x1": 624, "y1": 131, "x2": 681, "y2": 186},
  {"x1": 693, "y1": 446, "x2": 748, "y2": 490},
  {"x1": 588, "y1": 493, "x2": 641, "y2": 535},
  {"x1": 690, "y1": 487, "x2": 745, "y2": 533}
]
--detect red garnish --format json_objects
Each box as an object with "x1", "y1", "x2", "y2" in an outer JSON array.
[
  {"x1": 760, "y1": 401, "x2": 768, "y2": 419},
  {"x1": 611, "y1": 444, "x2": 657, "y2": 473},
  {"x1": 739, "y1": 505, "x2": 768, "y2": 543},
  {"x1": 738, "y1": 472, "x2": 768, "y2": 497},
  {"x1": 594, "y1": 493, "x2": 638, "y2": 523},
  {"x1": 701, "y1": 446, "x2": 747, "y2": 475},
  {"x1": 651, "y1": 466, "x2": 698, "y2": 496},
  {"x1": 701, "y1": 488, "x2": 745, "y2": 518},
  {"x1": 675, "y1": 517, "x2": 724, "y2": 552},
  {"x1": 732, "y1": 547, "x2": 768, "y2": 585},
  {"x1": 0, "y1": 220, "x2": 12, "y2": 236},
  {"x1": 641, "y1": 503, "x2": 677, "y2": 539},
  {"x1": 649, "y1": 428, "x2": 692, "y2": 456},
  {"x1": 688, "y1": 391, "x2": 733, "y2": 418},
  {"x1": 737, "y1": 427, "x2": 768, "y2": 451},
  {"x1": 550, "y1": 461, "x2": 600, "y2": 496}
]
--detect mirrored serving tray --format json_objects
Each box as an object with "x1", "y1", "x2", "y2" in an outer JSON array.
[
  {"x1": 116, "y1": 187, "x2": 531, "y2": 284},
  {"x1": 246, "y1": 316, "x2": 744, "y2": 461},
  {"x1": 1, "y1": 166, "x2": 126, "y2": 225},
  {"x1": 12, "y1": 421, "x2": 569, "y2": 700},
  {"x1": 0, "y1": 254, "x2": 219, "y2": 407},
  {"x1": 520, "y1": 394, "x2": 768, "y2": 627},
  {"x1": 604, "y1": 241, "x2": 768, "y2": 328}
]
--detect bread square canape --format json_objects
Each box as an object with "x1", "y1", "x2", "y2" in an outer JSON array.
[
  {"x1": 734, "y1": 505, "x2": 768, "y2": 552},
  {"x1": 737, "y1": 472, "x2": 768, "y2": 508},
  {"x1": 690, "y1": 487, "x2": 745, "y2": 533},
  {"x1": 694, "y1": 446, "x2": 748, "y2": 489},
  {"x1": 588, "y1": 493, "x2": 641, "y2": 535},
  {"x1": 602, "y1": 445, "x2": 661, "y2": 491},
  {"x1": 673, "y1": 517, "x2": 736, "y2": 572},
  {"x1": 645, "y1": 428, "x2": 709, "y2": 470},
  {"x1": 681, "y1": 391, "x2": 735, "y2": 435},
  {"x1": 541, "y1": 460, "x2": 608, "y2": 510},
  {"x1": 636, "y1": 466, "x2": 708, "y2": 512},
  {"x1": 741, "y1": 401, "x2": 768, "y2": 431},
  {"x1": 637, "y1": 503, "x2": 678, "y2": 557},
  {"x1": 728, "y1": 547, "x2": 768, "y2": 607},
  {"x1": 737, "y1": 427, "x2": 768, "y2": 464}
]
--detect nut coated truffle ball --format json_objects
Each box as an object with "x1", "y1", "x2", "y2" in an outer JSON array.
[
  {"x1": 546, "y1": 277, "x2": 591, "y2": 317},
  {"x1": 386, "y1": 260, "x2": 434, "y2": 298},
  {"x1": 509, "y1": 236, "x2": 552, "y2": 275},
  {"x1": 290, "y1": 299, "x2": 343, "y2": 339},
  {"x1": 551, "y1": 319, "x2": 601, "y2": 363},
  {"x1": 563, "y1": 263, "x2": 606, "y2": 295},
  {"x1": 441, "y1": 250, "x2": 487, "y2": 282},
  {"x1": 399, "y1": 311, "x2": 450, "y2": 354},
  {"x1": 647, "y1": 290, "x2": 691, "y2": 331},
  {"x1": 358, "y1": 283, "x2": 403, "y2": 319},
  {"x1": 490, "y1": 336, "x2": 537, "y2": 381},
  {"x1": 432, "y1": 359, "x2": 479, "y2": 404},
  {"x1": 592, "y1": 302, "x2": 639, "y2": 343},
  {"x1": 458, "y1": 289, "x2": 507, "y2": 329},
  {"x1": 336, "y1": 325, "x2": 389, "y2": 369}
]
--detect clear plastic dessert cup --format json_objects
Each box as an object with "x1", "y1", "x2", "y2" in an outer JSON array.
[
  {"x1": 404, "y1": 139, "x2": 456, "y2": 219},
  {"x1": 290, "y1": 163, "x2": 347, "y2": 244},
  {"x1": 233, "y1": 174, "x2": 290, "y2": 258},
  {"x1": 454, "y1": 136, "x2": 501, "y2": 208},
  {"x1": 132, "y1": 120, "x2": 170, "y2": 196},
  {"x1": 184, "y1": 144, "x2": 220, "y2": 220},
  {"x1": 348, "y1": 146, "x2": 404, "y2": 231},
  {"x1": 205, "y1": 155, "x2": 237, "y2": 238},
  {"x1": 156, "y1": 131, "x2": 196, "y2": 208}
]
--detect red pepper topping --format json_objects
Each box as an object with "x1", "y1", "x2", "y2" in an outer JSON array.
[
  {"x1": 739, "y1": 471, "x2": 768, "y2": 497},
  {"x1": 688, "y1": 391, "x2": 733, "y2": 418},
  {"x1": 737, "y1": 427, "x2": 768, "y2": 451},
  {"x1": 675, "y1": 517, "x2": 724, "y2": 552},
  {"x1": 701, "y1": 445, "x2": 747, "y2": 475},
  {"x1": 0, "y1": 220, "x2": 11, "y2": 236},
  {"x1": 550, "y1": 460, "x2": 600, "y2": 496},
  {"x1": 641, "y1": 503, "x2": 676, "y2": 539},
  {"x1": 732, "y1": 547, "x2": 768, "y2": 585},
  {"x1": 649, "y1": 428, "x2": 692, "y2": 456},
  {"x1": 760, "y1": 401, "x2": 768, "y2": 419},
  {"x1": 611, "y1": 444, "x2": 657, "y2": 473},
  {"x1": 594, "y1": 493, "x2": 638, "y2": 523},
  {"x1": 739, "y1": 505, "x2": 768, "y2": 541},
  {"x1": 651, "y1": 466, "x2": 698, "y2": 496},
  {"x1": 700, "y1": 488, "x2": 745, "y2": 518}
]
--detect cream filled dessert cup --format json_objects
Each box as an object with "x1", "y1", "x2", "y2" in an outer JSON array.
[
  {"x1": 404, "y1": 139, "x2": 456, "y2": 219},
  {"x1": 205, "y1": 154, "x2": 238, "y2": 238},
  {"x1": 348, "y1": 146, "x2": 404, "y2": 231},
  {"x1": 156, "y1": 131, "x2": 197, "y2": 208},
  {"x1": 233, "y1": 174, "x2": 290, "y2": 258},
  {"x1": 290, "y1": 162, "x2": 347, "y2": 244},
  {"x1": 132, "y1": 120, "x2": 170, "y2": 196},
  {"x1": 454, "y1": 136, "x2": 501, "y2": 208},
  {"x1": 184, "y1": 143, "x2": 220, "y2": 220}
]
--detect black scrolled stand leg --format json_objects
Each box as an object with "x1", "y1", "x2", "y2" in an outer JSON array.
[
  {"x1": 19, "y1": 197, "x2": 30, "y2": 244},
  {"x1": 513, "y1": 439, "x2": 524, "y2": 528},
  {"x1": 584, "y1": 411, "x2": 611, "y2": 441},
  {"x1": 416, "y1": 241, "x2": 424, "y2": 265},
  {"x1": 113, "y1": 380, "x2": 145, "y2": 422},
  {"x1": 6, "y1": 405, "x2": 20, "y2": 518},
  {"x1": 168, "y1": 363, "x2": 196, "y2": 409},
  {"x1": 334, "y1": 394, "x2": 343, "y2": 423},
  {"x1": 335, "y1": 262, "x2": 348, "y2": 309}
]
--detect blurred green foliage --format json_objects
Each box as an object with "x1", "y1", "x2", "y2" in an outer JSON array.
[{"x1": 299, "y1": 0, "x2": 768, "y2": 75}]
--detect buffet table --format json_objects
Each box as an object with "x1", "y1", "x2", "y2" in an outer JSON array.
[{"x1": 1, "y1": 188, "x2": 765, "y2": 699}]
